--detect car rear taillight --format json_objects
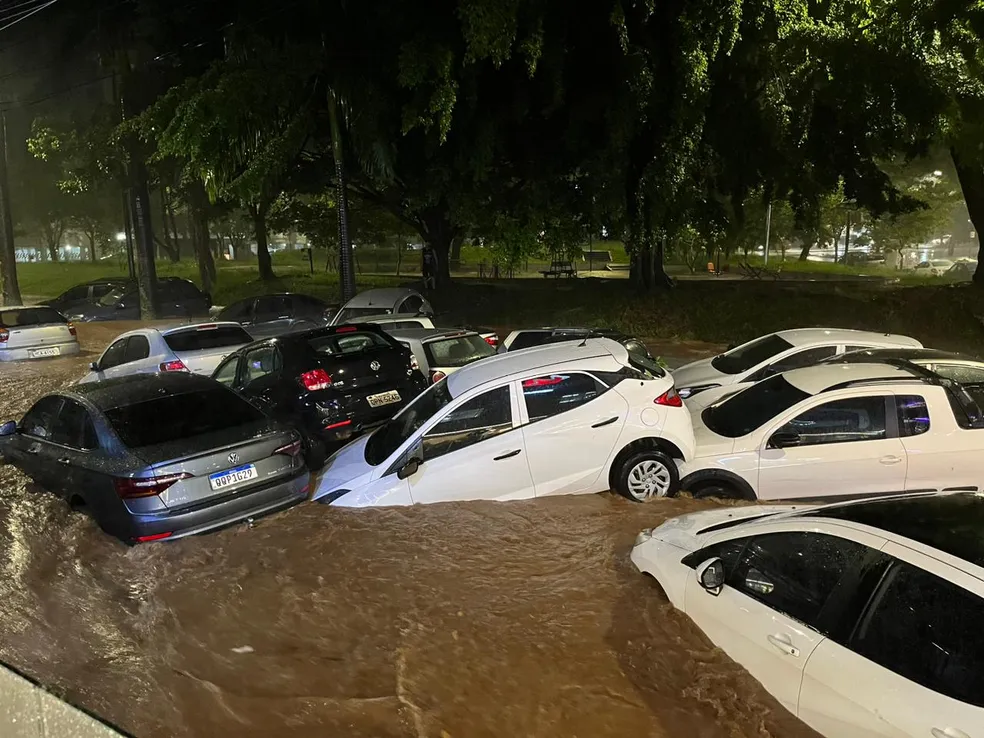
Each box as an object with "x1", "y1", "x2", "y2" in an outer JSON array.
[
  {"x1": 160, "y1": 360, "x2": 188, "y2": 372},
  {"x1": 0, "y1": 327, "x2": 7, "y2": 342},
  {"x1": 336, "y1": 325, "x2": 358, "y2": 333},
  {"x1": 410, "y1": 353, "x2": 420, "y2": 371},
  {"x1": 431, "y1": 370, "x2": 447, "y2": 384},
  {"x1": 300, "y1": 368, "x2": 332, "y2": 391},
  {"x1": 655, "y1": 387, "x2": 683, "y2": 408},
  {"x1": 484, "y1": 335, "x2": 499, "y2": 347},
  {"x1": 67, "y1": 322, "x2": 77, "y2": 337},
  {"x1": 275, "y1": 439, "x2": 303, "y2": 457},
  {"x1": 114, "y1": 473, "x2": 192, "y2": 499}
]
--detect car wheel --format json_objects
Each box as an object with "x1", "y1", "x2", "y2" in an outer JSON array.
[
  {"x1": 615, "y1": 450, "x2": 679, "y2": 502},
  {"x1": 691, "y1": 481, "x2": 742, "y2": 500}
]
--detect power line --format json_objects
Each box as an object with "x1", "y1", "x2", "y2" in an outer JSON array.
[
  {"x1": 0, "y1": 0, "x2": 58, "y2": 33},
  {"x1": 0, "y1": 0, "x2": 50, "y2": 20}
]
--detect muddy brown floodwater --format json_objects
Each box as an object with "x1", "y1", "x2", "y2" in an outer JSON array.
[{"x1": 0, "y1": 323, "x2": 820, "y2": 738}]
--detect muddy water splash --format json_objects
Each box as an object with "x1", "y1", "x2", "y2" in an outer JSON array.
[{"x1": 0, "y1": 324, "x2": 819, "y2": 738}]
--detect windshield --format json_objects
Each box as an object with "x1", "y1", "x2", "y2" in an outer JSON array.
[
  {"x1": 710, "y1": 334, "x2": 794, "y2": 375},
  {"x1": 702, "y1": 375, "x2": 810, "y2": 438},
  {"x1": 334, "y1": 306, "x2": 393, "y2": 324},
  {"x1": 424, "y1": 334, "x2": 495, "y2": 368},
  {"x1": 364, "y1": 380, "x2": 454, "y2": 465},
  {"x1": 0, "y1": 307, "x2": 67, "y2": 327},
  {"x1": 98, "y1": 287, "x2": 129, "y2": 307}
]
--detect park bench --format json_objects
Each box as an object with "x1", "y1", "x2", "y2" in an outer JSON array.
[{"x1": 540, "y1": 260, "x2": 578, "y2": 278}]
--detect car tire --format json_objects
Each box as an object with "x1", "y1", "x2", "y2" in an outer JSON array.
[
  {"x1": 691, "y1": 481, "x2": 742, "y2": 501},
  {"x1": 614, "y1": 449, "x2": 679, "y2": 502}
]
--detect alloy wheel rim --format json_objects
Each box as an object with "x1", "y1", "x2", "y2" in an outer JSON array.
[{"x1": 626, "y1": 459, "x2": 671, "y2": 500}]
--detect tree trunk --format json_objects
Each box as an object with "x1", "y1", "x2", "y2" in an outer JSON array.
[
  {"x1": 328, "y1": 91, "x2": 356, "y2": 301},
  {"x1": 799, "y1": 241, "x2": 813, "y2": 261},
  {"x1": 157, "y1": 188, "x2": 179, "y2": 262},
  {"x1": 44, "y1": 229, "x2": 60, "y2": 262},
  {"x1": 0, "y1": 110, "x2": 21, "y2": 304},
  {"x1": 187, "y1": 181, "x2": 216, "y2": 293},
  {"x1": 449, "y1": 234, "x2": 464, "y2": 271},
  {"x1": 250, "y1": 204, "x2": 275, "y2": 281},
  {"x1": 86, "y1": 231, "x2": 97, "y2": 261},
  {"x1": 950, "y1": 145, "x2": 984, "y2": 285},
  {"x1": 419, "y1": 208, "x2": 456, "y2": 288},
  {"x1": 130, "y1": 171, "x2": 160, "y2": 319}
]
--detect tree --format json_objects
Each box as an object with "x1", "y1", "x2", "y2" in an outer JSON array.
[{"x1": 868, "y1": 168, "x2": 962, "y2": 256}]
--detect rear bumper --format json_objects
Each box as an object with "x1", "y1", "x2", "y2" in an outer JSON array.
[
  {"x1": 122, "y1": 469, "x2": 310, "y2": 542},
  {"x1": 0, "y1": 341, "x2": 80, "y2": 361},
  {"x1": 309, "y1": 378, "x2": 427, "y2": 441}
]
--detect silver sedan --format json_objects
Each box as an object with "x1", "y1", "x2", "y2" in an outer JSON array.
[{"x1": 0, "y1": 306, "x2": 80, "y2": 361}]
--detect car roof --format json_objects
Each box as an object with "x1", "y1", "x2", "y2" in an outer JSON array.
[
  {"x1": 159, "y1": 321, "x2": 248, "y2": 336},
  {"x1": 68, "y1": 372, "x2": 219, "y2": 410},
  {"x1": 388, "y1": 328, "x2": 476, "y2": 341},
  {"x1": 781, "y1": 362, "x2": 920, "y2": 395},
  {"x1": 774, "y1": 328, "x2": 921, "y2": 348},
  {"x1": 446, "y1": 337, "x2": 626, "y2": 396},
  {"x1": 835, "y1": 347, "x2": 981, "y2": 363},
  {"x1": 0, "y1": 305, "x2": 60, "y2": 311},
  {"x1": 340, "y1": 288, "x2": 419, "y2": 309}
]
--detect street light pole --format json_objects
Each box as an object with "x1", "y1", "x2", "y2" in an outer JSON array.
[{"x1": 764, "y1": 201, "x2": 772, "y2": 266}]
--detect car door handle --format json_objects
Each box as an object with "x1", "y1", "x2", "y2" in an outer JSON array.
[
  {"x1": 766, "y1": 633, "x2": 800, "y2": 657},
  {"x1": 932, "y1": 729, "x2": 970, "y2": 738},
  {"x1": 493, "y1": 449, "x2": 522, "y2": 461},
  {"x1": 879, "y1": 455, "x2": 903, "y2": 465},
  {"x1": 591, "y1": 416, "x2": 619, "y2": 428}
]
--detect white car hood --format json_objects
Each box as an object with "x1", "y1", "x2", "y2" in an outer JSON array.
[
  {"x1": 310, "y1": 435, "x2": 375, "y2": 501},
  {"x1": 651, "y1": 505, "x2": 800, "y2": 552},
  {"x1": 672, "y1": 357, "x2": 732, "y2": 391}
]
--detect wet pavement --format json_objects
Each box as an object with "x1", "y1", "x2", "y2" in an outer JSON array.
[{"x1": 0, "y1": 323, "x2": 818, "y2": 737}]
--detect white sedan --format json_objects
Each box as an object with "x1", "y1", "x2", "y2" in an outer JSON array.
[
  {"x1": 312, "y1": 337, "x2": 696, "y2": 505},
  {"x1": 630, "y1": 492, "x2": 984, "y2": 738},
  {"x1": 672, "y1": 328, "x2": 922, "y2": 400},
  {"x1": 677, "y1": 362, "x2": 984, "y2": 501},
  {"x1": 78, "y1": 322, "x2": 253, "y2": 383},
  {"x1": 0, "y1": 306, "x2": 79, "y2": 361}
]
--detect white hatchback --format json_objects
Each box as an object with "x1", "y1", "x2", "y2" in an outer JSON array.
[
  {"x1": 312, "y1": 338, "x2": 695, "y2": 506},
  {"x1": 0, "y1": 306, "x2": 79, "y2": 361},
  {"x1": 631, "y1": 492, "x2": 984, "y2": 738},
  {"x1": 672, "y1": 328, "x2": 922, "y2": 400}
]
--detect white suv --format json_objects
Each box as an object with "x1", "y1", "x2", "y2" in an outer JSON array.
[{"x1": 311, "y1": 338, "x2": 695, "y2": 506}]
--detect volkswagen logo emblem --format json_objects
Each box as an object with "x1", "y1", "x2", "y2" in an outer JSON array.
[
  {"x1": 370, "y1": 360, "x2": 381, "y2": 372},
  {"x1": 228, "y1": 452, "x2": 240, "y2": 465}
]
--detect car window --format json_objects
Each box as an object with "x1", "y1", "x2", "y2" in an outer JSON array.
[
  {"x1": 164, "y1": 325, "x2": 252, "y2": 353},
  {"x1": 365, "y1": 381, "x2": 454, "y2": 465},
  {"x1": 254, "y1": 296, "x2": 292, "y2": 321},
  {"x1": 308, "y1": 330, "x2": 392, "y2": 355},
  {"x1": 91, "y1": 284, "x2": 116, "y2": 299},
  {"x1": 0, "y1": 307, "x2": 68, "y2": 327},
  {"x1": 242, "y1": 345, "x2": 282, "y2": 385},
  {"x1": 508, "y1": 331, "x2": 552, "y2": 351},
  {"x1": 931, "y1": 363, "x2": 984, "y2": 385},
  {"x1": 765, "y1": 345, "x2": 838, "y2": 374},
  {"x1": 213, "y1": 356, "x2": 240, "y2": 387},
  {"x1": 897, "y1": 395, "x2": 930, "y2": 437},
  {"x1": 424, "y1": 334, "x2": 495, "y2": 368},
  {"x1": 163, "y1": 281, "x2": 201, "y2": 299},
  {"x1": 291, "y1": 294, "x2": 327, "y2": 317},
  {"x1": 217, "y1": 299, "x2": 254, "y2": 322},
  {"x1": 399, "y1": 295, "x2": 424, "y2": 314},
  {"x1": 49, "y1": 399, "x2": 98, "y2": 449},
  {"x1": 682, "y1": 536, "x2": 750, "y2": 574},
  {"x1": 851, "y1": 562, "x2": 984, "y2": 707},
  {"x1": 384, "y1": 320, "x2": 427, "y2": 330},
  {"x1": 845, "y1": 345, "x2": 873, "y2": 353},
  {"x1": 123, "y1": 335, "x2": 151, "y2": 363},
  {"x1": 522, "y1": 373, "x2": 606, "y2": 422},
  {"x1": 702, "y1": 375, "x2": 811, "y2": 438},
  {"x1": 710, "y1": 334, "x2": 795, "y2": 375},
  {"x1": 776, "y1": 396, "x2": 888, "y2": 446},
  {"x1": 99, "y1": 338, "x2": 129, "y2": 370},
  {"x1": 728, "y1": 532, "x2": 867, "y2": 630},
  {"x1": 61, "y1": 286, "x2": 88, "y2": 301},
  {"x1": 20, "y1": 396, "x2": 64, "y2": 440},
  {"x1": 422, "y1": 386, "x2": 512, "y2": 460},
  {"x1": 335, "y1": 306, "x2": 393, "y2": 323}
]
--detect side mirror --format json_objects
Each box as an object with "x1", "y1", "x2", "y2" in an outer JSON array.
[
  {"x1": 89, "y1": 361, "x2": 100, "y2": 372},
  {"x1": 396, "y1": 458, "x2": 420, "y2": 480},
  {"x1": 697, "y1": 557, "x2": 725, "y2": 594},
  {"x1": 769, "y1": 431, "x2": 801, "y2": 449}
]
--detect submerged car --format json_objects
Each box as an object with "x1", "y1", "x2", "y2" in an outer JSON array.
[
  {"x1": 0, "y1": 373, "x2": 308, "y2": 543},
  {"x1": 388, "y1": 328, "x2": 496, "y2": 384},
  {"x1": 329, "y1": 287, "x2": 434, "y2": 325},
  {"x1": 498, "y1": 327, "x2": 662, "y2": 371},
  {"x1": 672, "y1": 328, "x2": 922, "y2": 399},
  {"x1": 914, "y1": 259, "x2": 954, "y2": 277},
  {"x1": 312, "y1": 337, "x2": 695, "y2": 506},
  {"x1": 212, "y1": 324, "x2": 427, "y2": 466},
  {"x1": 213, "y1": 293, "x2": 334, "y2": 338},
  {"x1": 631, "y1": 491, "x2": 984, "y2": 738},
  {"x1": 78, "y1": 322, "x2": 253, "y2": 384},
  {"x1": 39, "y1": 278, "x2": 133, "y2": 315},
  {"x1": 68, "y1": 277, "x2": 211, "y2": 322},
  {"x1": 0, "y1": 306, "x2": 79, "y2": 361},
  {"x1": 357, "y1": 313, "x2": 499, "y2": 347}
]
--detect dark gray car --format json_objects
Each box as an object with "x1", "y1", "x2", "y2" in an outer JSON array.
[
  {"x1": 67, "y1": 277, "x2": 211, "y2": 322},
  {"x1": 215, "y1": 293, "x2": 334, "y2": 338},
  {"x1": 0, "y1": 373, "x2": 309, "y2": 543}
]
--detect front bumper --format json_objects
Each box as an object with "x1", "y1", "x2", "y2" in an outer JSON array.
[{"x1": 0, "y1": 341, "x2": 81, "y2": 362}]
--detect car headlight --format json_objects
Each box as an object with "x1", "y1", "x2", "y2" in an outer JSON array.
[
  {"x1": 634, "y1": 528, "x2": 654, "y2": 547},
  {"x1": 677, "y1": 383, "x2": 721, "y2": 399}
]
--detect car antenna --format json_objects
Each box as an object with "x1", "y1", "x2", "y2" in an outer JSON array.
[{"x1": 578, "y1": 330, "x2": 595, "y2": 348}]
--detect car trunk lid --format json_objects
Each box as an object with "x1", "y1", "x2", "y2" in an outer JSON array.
[
  {"x1": 311, "y1": 347, "x2": 410, "y2": 394},
  {"x1": 2, "y1": 323, "x2": 74, "y2": 350},
  {"x1": 173, "y1": 345, "x2": 243, "y2": 375}
]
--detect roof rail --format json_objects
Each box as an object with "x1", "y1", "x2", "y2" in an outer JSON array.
[{"x1": 822, "y1": 376, "x2": 934, "y2": 393}]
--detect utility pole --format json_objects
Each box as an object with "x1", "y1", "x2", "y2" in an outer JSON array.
[
  {"x1": 764, "y1": 201, "x2": 773, "y2": 266},
  {"x1": 0, "y1": 109, "x2": 21, "y2": 305},
  {"x1": 328, "y1": 91, "x2": 356, "y2": 301}
]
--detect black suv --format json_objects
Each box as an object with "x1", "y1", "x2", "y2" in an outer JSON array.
[
  {"x1": 67, "y1": 278, "x2": 211, "y2": 322},
  {"x1": 40, "y1": 278, "x2": 134, "y2": 315},
  {"x1": 215, "y1": 293, "x2": 334, "y2": 338}
]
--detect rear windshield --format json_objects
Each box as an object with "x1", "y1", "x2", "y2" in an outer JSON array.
[
  {"x1": 702, "y1": 375, "x2": 811, "y2": 438},
  {"x1": 424, "y1": 334, "x2": 495, "y2": 368},
  {"x1": 0, "y1": 308, "x2": 67, "y2": 327},
  {"x1": 105, "y1": 388, "x2": 265, "y2": 448},
  {"x1": 309, "y1": 330, "x2": 393, "y2": 355},
  {"x1": 334, "y1": 306, "x2": 392, "y2": 324},
  {"x1": 164, "y1": 325, "x2": 252, "y2": 353},
  {"x1": 508, "y1": 331, "x2": 553, "y2": 351},
  {"x1": 710, "y1": 334, "x2": 794, "y2": 375},
  {"x1": 365, "y1": 380, "x2": 453, "y2": 465}
]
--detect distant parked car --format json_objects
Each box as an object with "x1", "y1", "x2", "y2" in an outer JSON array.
[
  {"x1": 913, "y1": 259, "x2": 954, "y2": 277},
  {"x1": 0, "y1": 373, "x2": 309, "y2": 543},
  {"x1": 358, "y1": 313, "x2": 499, "y2": 348},
  {"x1": 312, "y1": 337, "x2": 695, "y2": 506},
  {"x1": 942, "y1": 260, "x2": 977, "y2": 282},
  {"x1": 389, "y1": 328, "x2": 496, "y2": 384},
  {"x1": 214, "y1": 293, "x2": 334, "y2": 338},
  {"x1": 67, "y1": 277, "x2": 211, "y2": 322},
  {"x1": 212, "y1": 324, "x2": 428, "y2": 466},
  {"x1": 39, "y1": 278, "x2": 133, "y2": 315},
  {"x1": 78, "y1": 322, "x2": 253, "y2": 384},
  {"x1": 672, "y1": 328, "x2": 923, "y2": 400},
  {"x1": 821, "y1": 346, "x2": 984, "y2": 383},
  {"x1": 631, "y1": 492, "x2": 984, "y2": 738},
  {"x1": 329, "y1": 287, "x2": 434, "y2": 325},
  {"x1": 499, "y1": 327, "x2": 664, "y2": 374},
  {"x1": 0, "y1": 306, "x2": 79, "y2": 361}
]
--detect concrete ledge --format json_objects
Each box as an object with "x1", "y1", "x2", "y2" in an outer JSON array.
[{"x1": 0, "y1": 664, "x2": 126, "y2": 737}]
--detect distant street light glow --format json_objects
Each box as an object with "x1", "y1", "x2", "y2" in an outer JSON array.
[{"x1": 115, "y1": 232, "x2": 126, "y2": 242}]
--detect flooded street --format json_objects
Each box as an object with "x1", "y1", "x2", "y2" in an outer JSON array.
[{"x1": 0, "y1": 324, "x2": 819, "y2": 738}]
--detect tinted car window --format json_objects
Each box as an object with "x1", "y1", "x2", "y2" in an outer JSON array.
[
  {"x1": 851, "y1": 562, "x2": 984, "y2": 707},
  {"x1": 99, "y1": 338, "x2": 129, "y2": 370},
  {"x1": 309, "y1": 331, "x2": 392, "y2": 355},
  {"x1": 365, "y1": 381, "x2": 454, "y2": 465},
  {"x1": 98, "y1": 288, "x2": 133, "y2": 307},
  {"x1": 164, "y1": 326, "x2": 252, "y2": 353},
  {"x1": 104, "y1": 388, "x2": 265, "y2": 448},
  {"x1": 20, "y1": 396, "x2": 64, "y2": 439},
  {"x1": 213, "y1": 356, "x2": 240, "y2": 387},
  {"x1": 400, "y1": 295, "x2": 424, "y2": 314},
  {"x1": 91, "y1": 284, "x2": 117, "y2": 299},
  {"x1": 59, "y1": 286, "x2": 88, "y2": 301},
  {"x1": 710, "y1": 334, "x2": 795, "y2": 374},
  {"x1": 766, "y1": 345, "x2": 837, "y2": 374},
  {"x1": 777, "y1": 396, "x2": 888, "y2": 446},
  {"x1": 0, "y1": 307, "x2": 68, "y2": 327},
  {"x1": 728, "y1": 532, "x2": 867, "y2": 630},
  {"x1": 522, "y1": 373, "x2": 605, "y2": 422},
  {"x1": 168, "y1": 281, "x2": 204, "y2": 299},
  {"x1": 123, "y1": 335, "x2": 151, "y2": 363},
  {"x1": 292, "y1": 294, "x2": 328, "y2": 317},
  {"x1": 217, "y1": 299, "x2": 254, "y2": 323},
  {"x1": 845, "y1": 345, "x2": 873, "y2": 353},
  {"x1": 508, "y1": 331, "x2": 552, "y2": 351},
  {"x1": 254, "y1": 296, "x2": 292, "y2": 321},
  {"x1": 897, "y1": 395, "x2": 930, "y2": 437},
  {"x1": 932, "y1": 363, "x2": 984, "y2": 385},
  {"x1": 424, "y1": 335, "x2": 495, "y2": 368},
  {"x1": 242, "y1": 345, "x2": 282, "y2": 384},
  {"x1": 423, "y1": 386, "x2": 512, "y2": 460},
  {"x1": 702, "y1": 375, "x2": 810, "y2": 438},
  {"x1": 335, "y1": 306, "x2": 393, "y2": 323},
  {"x1": 49, "y1": 399, "x2": 98, "y2": 449}
]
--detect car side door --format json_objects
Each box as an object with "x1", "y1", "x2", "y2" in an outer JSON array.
[
  {"x1": 798, "y1": 545, "x2": 984, "y2": 738},
  {"x1": 5, "y1": 396, "x2": 64, "y2": 489},
  {"x1": 47, "y1": 399, "x2": 105, "y2": 504},
  {"x1": 684, "y1": 528, "x2": 876, "y2": 717},
  {"x1": 755, "y1": 393, "x2": 907, "y2": 500},
  {"x1": 235, "y1": 343, "x2": 287, "y2": 417},
  {"x1": 101, "y1": 335, "x2": 154, "y2": 379},
  {"x1": 87, "y1": 337, "x2": 129, "y2": 382},
  {"x1": 405, "y1": 384, "x2": 535, "y2": 503},
  {"x1": 518, "y1": 371, "x2": 628, "y2": 496}
]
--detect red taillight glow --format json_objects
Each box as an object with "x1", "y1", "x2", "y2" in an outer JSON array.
[
  {"x1": 655, "y1": 388, "x2": 683, "y2": 407},
  {"x1": 0, "y1": 327, "x2": 7, "y2": 342},
  {"x1": 274, "y1": 439, "x2": 303, "y2": 457},
  {"x1": 159, "y1": 360, "x2": 188, "y2": 372},
  {"x1": 134, "y1": 532, "x2": 173, "y2": 543},
  {"x1": 114, "y1": 473, "x2": 192, "y2": 499},
  {"x1": 68, "y1": 322, "x2": 77, "y2": 337},
  {"x1": 431, "y1": 370, "x2": 447, "y2": 384},
  {"x1": 300, "y1": 368, "x2": 332, "y2": 391},
  {"x1": 325, "y1": 419, "x2": 352, "y2": 430},
  {"x1": 483, "y1": 335, "x2": 499, "y2": 346},
  {"x1": 195, "y1": 324, "x2": 218, "y2": 331},
  {"x1": 336, "y1": 325, "x2": 358, "y2": 333},
  {"x1": 410, "y1": 353, "x2": 420, "y2": 371},
  {"x1": 523, "y1": 375, "x2": 565, "y2": 389}
]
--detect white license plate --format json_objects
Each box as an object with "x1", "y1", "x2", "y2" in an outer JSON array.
[
  {"x1": 29, "y1": 347, "x2": 60, "y2": 358},
  {"x1": 208, "y1": 463, "x2": 257, "y2": 491},
  {"x1": 367, "y1": 390, "x2": 401, "y2": 408}
]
